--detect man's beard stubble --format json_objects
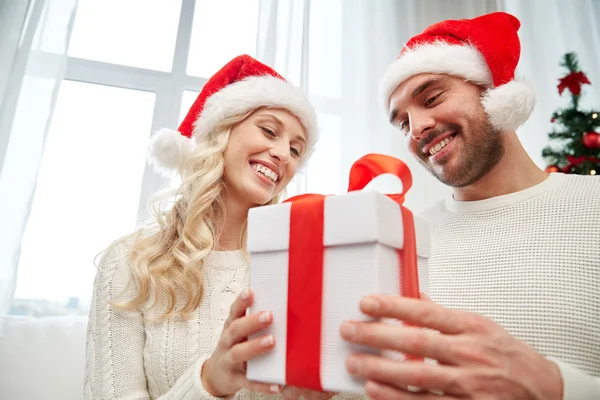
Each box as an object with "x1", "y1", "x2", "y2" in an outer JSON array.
[{"x1": 417, "y1": 109, "x2": 504, "y2": 188}]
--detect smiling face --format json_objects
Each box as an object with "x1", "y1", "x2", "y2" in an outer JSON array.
[
  {"x1": 222, "y1": 107, "x2": 307, "y2": 206},
  {"x1": 388, "y1": 73, "x2": 504, "y2": 188}
]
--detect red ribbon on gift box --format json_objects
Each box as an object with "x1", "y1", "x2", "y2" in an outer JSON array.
[{"x1": 283, "y1": 153, "x2": 420, "y2": 391}]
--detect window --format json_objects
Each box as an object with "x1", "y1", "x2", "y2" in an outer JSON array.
[
  {"x1": 180, "y1": 90, "x2": 199, "y2": 122},
  {"x1": 67, "y1": 0, "x2": 182, "y2": 71},
  {"x1": 10, "y1": 0, "x2": 348, "y2": 317},
  {"x1": 9, "y1": 1, "x2": 261, "y2": 317},
  {"x1": 187, "y1": 0, "x2": 260, "y2": 78},
  {"x1": 11, "y1": 82, "x2": 154, "y2": 316}
]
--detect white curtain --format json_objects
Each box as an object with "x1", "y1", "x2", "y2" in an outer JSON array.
[
  {"x1": 256, "y1": 0, "x2": 311, "y2": 196},
  {"x1": 0, "y1": 1, "x2": 27, "y2": 110},
  {"x1": 256, "y1": 0, "x2": 600, "y2": 212},
  {"x1": 0, "y1": 0, "x2": 78, "y2": 315}
]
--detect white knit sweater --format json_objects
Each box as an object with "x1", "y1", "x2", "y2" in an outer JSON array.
[
  {"x1": 419, "y1": 173, "x2": 600, "y2": 399},
  {"x1": 84, "y1": 173, "x2": 599, "y2": 399},
  {"x1": 83, "y1": 239, "x2": 367, "y2": 400}
]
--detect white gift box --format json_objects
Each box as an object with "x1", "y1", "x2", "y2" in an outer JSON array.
[{"x1": 246, "y1": 190, "x2": 430, "y2": 394}]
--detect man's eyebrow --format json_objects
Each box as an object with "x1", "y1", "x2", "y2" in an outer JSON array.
[
  {"x1": 389, "y1": 77, "x2": 450, "y2": 124},
  {"x1": 411, "y1": 77, "x2": 448, "y2": 99}
]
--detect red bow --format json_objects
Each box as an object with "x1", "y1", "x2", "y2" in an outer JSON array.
[
  {"x1": 558, "y1": 71, "x2": 591, "y2": 96},
  {"x1": 283, "y1": 154, "x2": 419, "y2": 390}
]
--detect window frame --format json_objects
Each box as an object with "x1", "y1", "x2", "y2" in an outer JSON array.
[{"x1": 62, "y1": 0, "x2": 344, "y2": 223}]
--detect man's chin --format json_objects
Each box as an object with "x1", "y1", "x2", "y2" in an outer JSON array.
[
  {"x1": 418, "y1": 157, "x2": 473, "y2": 187},
  {"x1": 429, "y1": 166, "x2": 471, "y2": 188}
]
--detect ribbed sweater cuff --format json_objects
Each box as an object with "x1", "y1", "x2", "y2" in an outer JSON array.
[{"x1": 549, "y1": 357, "x2": 600, "y2": 400}]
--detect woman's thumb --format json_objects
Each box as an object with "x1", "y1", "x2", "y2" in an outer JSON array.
[{"x1": 420, "y1": 292, "x2": 434, "y2": 302}]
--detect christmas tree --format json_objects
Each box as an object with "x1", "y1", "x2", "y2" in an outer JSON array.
[{"x1": 542, "y1": 52, "x2": 600, "y2": 175}]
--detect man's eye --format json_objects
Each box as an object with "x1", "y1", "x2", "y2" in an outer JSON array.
[{"x1": 425, "y1": 95, "x2": 439, "y2": 106}]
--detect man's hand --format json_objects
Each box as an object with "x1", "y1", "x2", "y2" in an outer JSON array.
[{"x1": 340, "y1": 294, "x2": 563, "y2": 399}]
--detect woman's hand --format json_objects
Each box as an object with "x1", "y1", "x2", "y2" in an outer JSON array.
[
  {"x1": 201, "y1": 289, "x2": 281, "y2": 397},
  {"x1": 281, "y1": 386, "x2": 337, "y2": 400}
]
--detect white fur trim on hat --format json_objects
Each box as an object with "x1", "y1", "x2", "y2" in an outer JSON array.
[
  {"x1": 194, "y1": 75, "x2": 318, "y2": 153},
  {"x1": 147, "y1": 128, "x2": 193, "y2": 177},
  {"x1": 481, "y1": 79, "x2": 536, "y2": 132},
  {"x1": 379, "y1": 42, "x2": 535, "y2": 132},
  {"x1": 380, "y1": 42, "x2": 493, "y2": 108},
  {"x1": 148, "y1": 76, "x2": 318, "y2": 177}
]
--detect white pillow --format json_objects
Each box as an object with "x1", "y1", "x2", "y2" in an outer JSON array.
[{"x1": 0, "y1": 315, "x2": 88, "y2": 400}]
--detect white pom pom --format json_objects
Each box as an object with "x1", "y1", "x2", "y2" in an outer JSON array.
[
  {"x1": 482, "y1": 80, "x2": 536, "y2": 132},
  {"x1": 147, "y1": 128, "x2": 193, "y2": 176}
]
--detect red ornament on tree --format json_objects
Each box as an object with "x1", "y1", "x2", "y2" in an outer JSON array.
[
  {"x1": 545, "y1": 165, "x2": 560, "y2": 173},
  {"x1": 583, "y1": 131, "x2": 600, "y2": 149}
]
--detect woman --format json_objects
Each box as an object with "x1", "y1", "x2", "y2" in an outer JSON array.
[{"x1": 83, "y1": 55, "x2": 345, "y2": 400}]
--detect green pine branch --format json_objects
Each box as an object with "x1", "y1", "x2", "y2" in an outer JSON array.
[
  {"x1": 561, "y1": 52, "x2": 579, "y2": 73},
  {"x1": 548, "y1": 131, "x2": 576, "y2": 140}
]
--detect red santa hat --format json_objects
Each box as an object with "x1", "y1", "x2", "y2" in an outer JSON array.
[
  {"x1": 149, "y1": 54, "x2": 318, "y2": 176},
  {"x1": 380, "y1": 12, "x2": 535, "y2": 132}
]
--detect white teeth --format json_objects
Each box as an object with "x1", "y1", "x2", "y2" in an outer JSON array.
[
  {"x1": 428, "y1": 137, "x2": 453, "y2": 156},
  {"x1": 251, "y1": 163, "x2": 278, "y2": 183}
]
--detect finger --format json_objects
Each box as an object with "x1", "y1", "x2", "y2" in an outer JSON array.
[
  {"x1": 347, "y1": 354, "x2": 459, "y2": 393},
  {"x1": 358, "y1": 295, "x2": 486, "y2": 334},
  {"x1": 307, "y1": 390, "x2": 336, "y2": 400},
  {"x1": 221, "y1": 310, "x2": 273, "y2": 348},
  {"x1": 239, "y1": 376, "x2": 282, "y2": 395},
  {"x1": 419, "y1": 293, "x2": 433, "y2": 302},
  {"x1": 340, "y1": 322, "x2": 456, "y2": 364},
  {"x1": 281, "y1": 385, "x2": 303, "y2": 400},
  {"x1": 286, "y1": 387, "x2": 335, "y2": 400},
  {"x1": 365, "y1": 380, "x2": 451, "y2": 400},
  {"x1": 228, "y1": 334, "x2": 276, "y2": 363},
  {"x1": 225, "y1": 289, "x2": 254, "y2": 327},
  {"x1": 309, "y1": 390, "x2": 335, "y2": 400}
]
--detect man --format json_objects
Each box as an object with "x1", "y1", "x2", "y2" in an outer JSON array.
[{"x1": 340, "y1": 12, "x2": 600, "y2": 399}]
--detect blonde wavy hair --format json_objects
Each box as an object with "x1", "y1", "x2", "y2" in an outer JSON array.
[{"x1": 115, "y1": 108, "x2": 284, "y2": 321}]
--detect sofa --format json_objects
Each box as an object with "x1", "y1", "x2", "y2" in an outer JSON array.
[{"x1": 0, "y1": 315, "x2": 88, "y2": 400}]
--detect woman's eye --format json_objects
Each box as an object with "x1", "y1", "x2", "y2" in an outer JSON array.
[
  {"x1": 261, "y1": 127, "x2": 276, "y2": 137},
  {"x1": 291, "y1": 147, "x2": 300, "y2": 157}
]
